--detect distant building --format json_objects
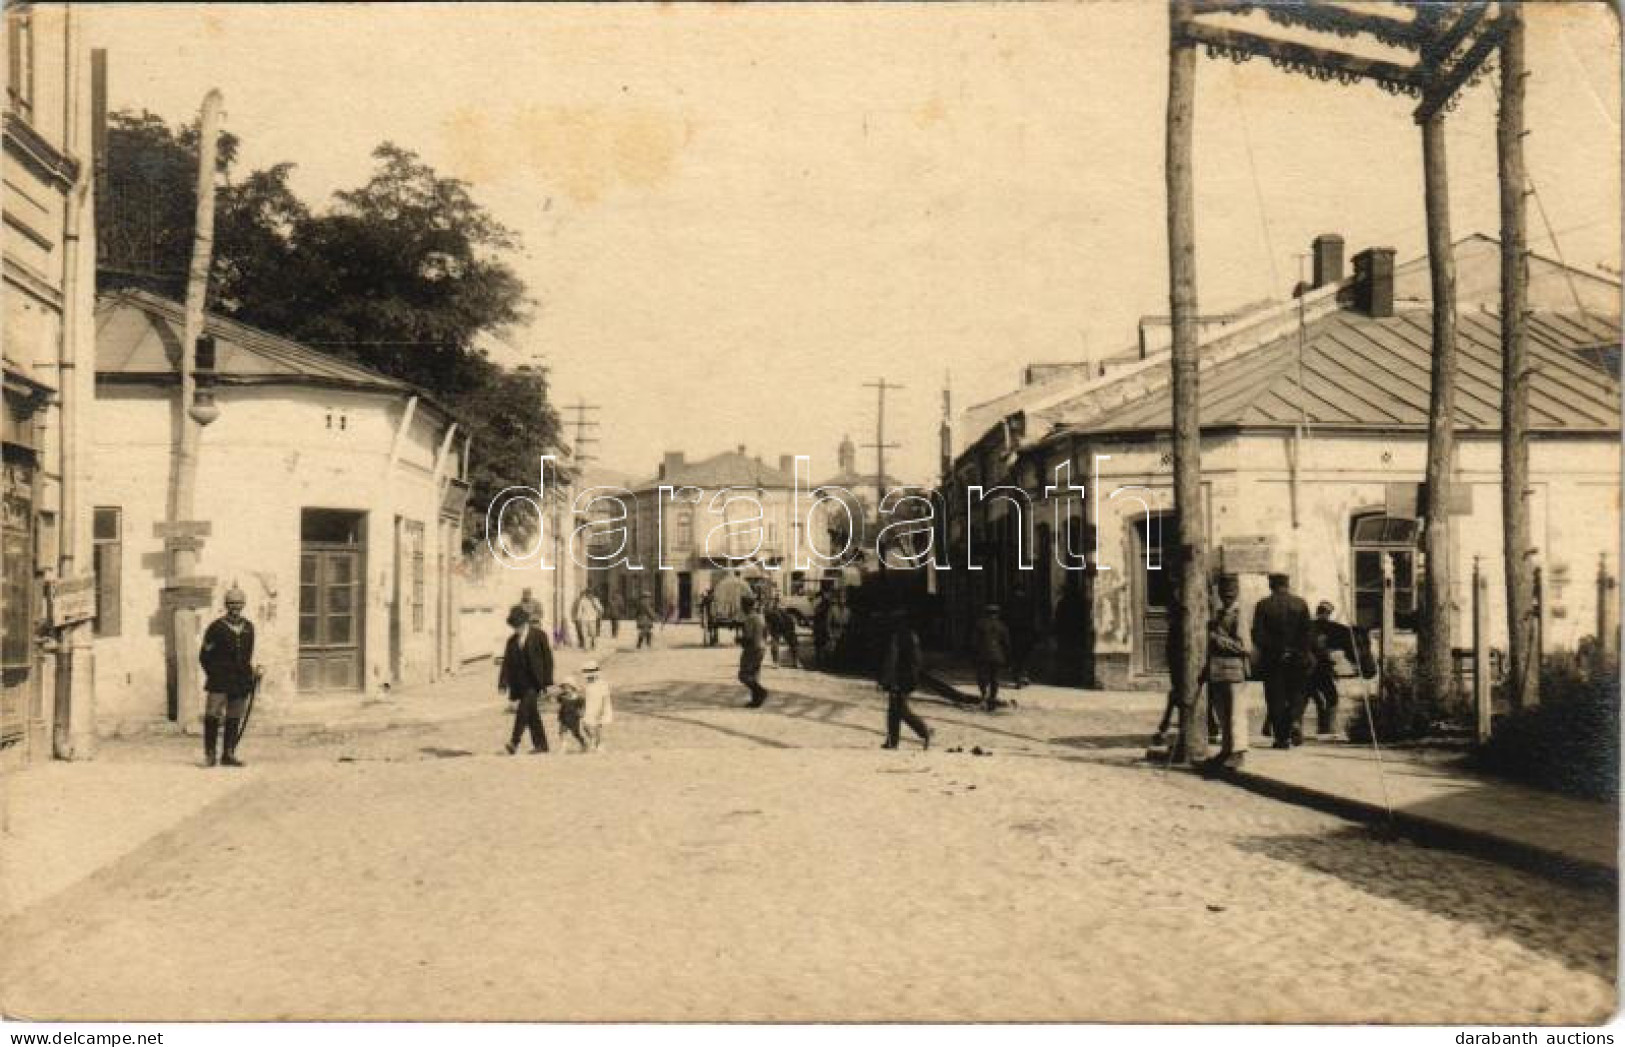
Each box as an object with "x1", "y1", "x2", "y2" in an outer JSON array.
[
  {"x1": 2, "y1": 4, "x2": 97, "y2": 766},
  {"x1": 91, "y1": 291, "x2": 472, "y2": 730},
  {"x1": 941, "y1": 234, "x2": 1621, "y2": 690}
]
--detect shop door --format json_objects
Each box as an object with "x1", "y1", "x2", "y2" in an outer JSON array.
[
  {"x1": 1, "y1": 454, "x2": 35, "y2": 748},
  {"x1": 1134, "y1": 514, "x2": 1176, "y2": 674},
  {"x1": 677, "y1": 572, "x2": 693, "y2": 620},
  {"x1": 298, "y1": 510, "x2": 365, "y2": 691}
]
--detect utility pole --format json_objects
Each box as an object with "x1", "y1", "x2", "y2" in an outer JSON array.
[
  {"x1": 863, "y1": 378, "x2": 902, "y2": 570},
  {"x1": 1419, "y1": 99, "x2": 1460, "y2": 711},
  {"x1": 164, "y1": 89, "x2": 224, "y2": 732},
  {"x1": 1498, "y1": 1, "x2": 1537, "y2": 709},
  {"x1": 561, "y1": 399, "x2": 600, "y2": 625},
  {"x1": 1166, "y1": 2, "x2": 1208, "y2": 765},
  {"x1": 862, "y1": 378, "x2": 902, "y2": 509}
]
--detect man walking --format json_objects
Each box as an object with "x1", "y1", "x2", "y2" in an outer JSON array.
[
  {"x1": 604, "y1": 589, "x2": 624, "y2": 640},
  {"x1": 1307, "y1": 600, "x2": 1358, "y2": 736},
  {"x1": 879, "y1": 610, "x2": 932, "y2": 750},
  {"x1": 573, "y1": 588, "x2": 603, "y2": 651},
  {"x1": 199, "y1": 585, "x2": 259, "y2": 768},
  {"x1": 1251, "y1": 572, "x2": 1313, "y2": 748},
  {"x1": 635, "y1": 590, "x2": 657, "y2": 650},
  {"x1": 971, "y1": 603, "x2": 1011, "y2": 712},
  {"x1": 739, "y1": 593, "x2": 770, "y2": 708},
  {"x1": 499, "y1": 604, "x2": 553, "y2": 754}
]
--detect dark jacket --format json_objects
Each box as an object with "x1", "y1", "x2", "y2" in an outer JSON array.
[
  {"x1": 880, "y1": 627, "x2": 922, "y2": 695},
  {"x1": 1251, "y1": 590, "x2": 1312, "y2": 671},
  {"x1": 971, "y1": 616, "x2": 1011, "y2": 667},
  {"x1": 498, "y1": 626, "x2": 554, "y2": 697},
  {"x1": 200, "y1": 617, "x2": 256, "y2": 695}
]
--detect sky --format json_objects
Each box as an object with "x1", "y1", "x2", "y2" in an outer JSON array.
[{"x1": 82, "y1": 2, "x2": 1622, "y2": 482}]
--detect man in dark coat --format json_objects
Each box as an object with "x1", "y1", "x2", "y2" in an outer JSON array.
[
  {"x1": 604, "y1": 589, "x2": 624, "y2": 640},
  {"x1": 199, "y1": 585, "x2": 259, "y2": 767},
  {"x1": 1252, "y1": 572, "x2": 1313, "y2": 748},
  {"x1": 1307, "y1": 600, "x2": 1359, "y2": 736},
  {"x1": 738, "y1": 594, "x2": 769, "y2": 708},
  {"x1": 879, "y1": 610, "x2": 931, "y2": 750},
  {"x1": 971, "y1": 603, "x2": 1011, "y2": 712},
  {"x1": 498, "y1": 604, "x2": 554, "y2": 753}
]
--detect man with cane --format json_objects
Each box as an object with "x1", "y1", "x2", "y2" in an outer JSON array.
[{"x1": 200, "y1": 585, "x2": 262, "y2": 768}]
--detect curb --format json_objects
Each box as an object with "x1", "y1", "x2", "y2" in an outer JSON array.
[{"x1": 1215, "y1": 762, "x2": 1617, "y2": 891}]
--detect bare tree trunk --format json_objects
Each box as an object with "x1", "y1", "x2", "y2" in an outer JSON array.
[
  {"x1": 1166, "y1": 3, "x2": 1208, "y2": 763},
  {"x1": 1498, "y1": 3, "x2": 1538, "y2": 709},
  {"x1": 1419, "y1": 112, "x2": 1457, "y2": 709}
]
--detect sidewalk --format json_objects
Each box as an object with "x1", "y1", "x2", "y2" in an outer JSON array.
[
  {"x1": 1223, "y1": 740, "x2": 1619, "y2": 886},
  {"x1": 237, "y1": 640, "x2": 624, "y2": 735}
]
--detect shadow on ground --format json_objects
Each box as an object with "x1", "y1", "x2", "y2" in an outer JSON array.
[{"x1": 1233, "y1": 827, "x2": 1618, "y2": 976}]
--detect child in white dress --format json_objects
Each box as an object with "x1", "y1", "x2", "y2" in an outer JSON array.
[{"x1": 580, "y1": 661, "x2": 614, "y2": 752}]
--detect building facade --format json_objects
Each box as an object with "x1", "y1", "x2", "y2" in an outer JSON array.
[
  {"x1": 2, "y1": 2, "x2": 97, "y2": 766},
  {"x1": 941, "y1": 235, "x2": 1622, "y2": 690},
  {"x1": 91, "y1": 291, "x2": 471, "y2": 730}
]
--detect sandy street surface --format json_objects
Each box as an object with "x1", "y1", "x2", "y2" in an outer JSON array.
[{"x1": 1, "y1": 629, "x2": 1616, "y2": 1023}]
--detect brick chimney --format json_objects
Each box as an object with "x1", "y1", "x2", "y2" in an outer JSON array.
[
  {"x1": 659, "y1": 451, "x2": 685, "y2": 482},
  {"x1": 778, "y1": 454, "x2": 793, "y2": 477},
  {"x1": 1352, "y1": 247, "x2": 1396, "y2": 318},
  {"x1": 1312, "y1": 234, "x2": 1345, "y2": 288}
]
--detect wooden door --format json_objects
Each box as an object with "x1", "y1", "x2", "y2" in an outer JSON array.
[
  {"x1": 299, "y1": 547, "x2": 363, "y2": 691},
  {"x1": 1135, "y1": 514, "x2": 1176, "y2": 674}
]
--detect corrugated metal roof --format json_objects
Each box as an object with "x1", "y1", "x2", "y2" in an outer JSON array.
[
  {"x1": 1069, "y1": 309, "x2": 1620, "y2": 438},
  {"x1": 96, "y1": 290, "x2": 415, "y2": 395}
]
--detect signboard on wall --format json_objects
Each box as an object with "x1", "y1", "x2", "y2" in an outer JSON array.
[
  {"x1": 1220, "y1": 534, "x2": 1274, "y2": 574},
  {"x1": 1385, "y1": 482, "x2": 1473, "y2": 518},
  {"x1": 50, "y1": 573, "x2": 97, "y2": 627}
]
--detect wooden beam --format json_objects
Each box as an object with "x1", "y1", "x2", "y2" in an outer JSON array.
[
  {"x1": 1414, "y1": 14, "x2": 1510, "y2": 122},
  {"x1": 1190, "y1": 1, "x2": 1430, "y2": 51},
  {"x1": 1167, "y1": 2, "x2": 1210, "y2": 765},
  {"x1": 1179, "y1": 20, "x2": 1426, "y2": 95},
  {"x1": 1419, "y1": 110, "x2": 1460, "y2": 709},
  {"x1": 1498, "y1": 2, "x2": 1537, "y2": 709},
  {"x1": 1423, "y1": 0, "x2": 1491, "y2": 65}
]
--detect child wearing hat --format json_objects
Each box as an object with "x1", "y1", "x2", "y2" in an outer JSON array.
[{"x1": 581, "y1": 661, "x2": 614, "y2": 752}]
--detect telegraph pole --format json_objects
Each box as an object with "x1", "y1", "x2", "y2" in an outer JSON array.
[
  {"x1": 862, "y1": 378, "x2": 902, "y2": 509},
  {"x1": 561, "y1": 399, "x2": 600, "y2": 624},
  {"x1": 164, "y1": 89, "x2": 224, "y2": 732}
]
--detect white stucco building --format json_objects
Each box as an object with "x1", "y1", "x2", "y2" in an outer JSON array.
[
  {"x1": 91, "y1": 291, "x2": 472, "y2": 730},
  {"x1": 942, "y1": 235, "x2": 1621, "y2": 690}
]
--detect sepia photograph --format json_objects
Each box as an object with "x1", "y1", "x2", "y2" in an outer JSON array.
[{"x1": 0, "y1": 0, "x2": 1621, "y2": 1035}]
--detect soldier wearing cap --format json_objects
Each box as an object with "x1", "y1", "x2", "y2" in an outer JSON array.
[
  {"x1": 199, "y1": 585, "x2": 259, "y2": 767},
  {"x1": 1251, "y1": 572, "x2": 1313, "y2": 748},
  {"x1": 971, "y1": 602, "x2": 1011, "y2": 711}
]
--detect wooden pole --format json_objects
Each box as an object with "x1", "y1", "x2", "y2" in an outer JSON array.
[
  {"x1": 168, "y1": 88, "x2": 222, "y2": 733},
  {"x1": 1419, "y1": 110, "x2": 1458, "y2": 710},
  {"x1": 1166, "y1": 3, "x2": 1208, "y2": 763},
  {"x1": 1497, "y1": 2, "x2": 1537, "y2": 709},
  {"x1": 1474, "y1": 557, "x2": 1491, "y2": 744}
]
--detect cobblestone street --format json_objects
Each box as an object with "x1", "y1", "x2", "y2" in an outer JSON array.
[{"x1": 1, "y1": 630, "x2": 1616, "y2": 1023}]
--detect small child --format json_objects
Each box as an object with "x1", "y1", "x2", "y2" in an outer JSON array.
[
  {"x1": 551, "y1": 681, "x2": 591, "y2": 752},
  {"x1": 580, "y1": 661, "x2": 614, "y2": 752}
]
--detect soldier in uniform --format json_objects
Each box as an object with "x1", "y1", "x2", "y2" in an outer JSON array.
[
  {"x1": 1251, "y1": 572, "x2": 1313, "y2": 748},
  {"x1": 199, "y1": 585, "x2": 259, "y2": 768},
  {"x1": 738, "y1": 594, "x2": 770, "y2": 708}
]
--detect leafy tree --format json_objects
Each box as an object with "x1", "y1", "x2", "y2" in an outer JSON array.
[{"x1": 98, "y1": 113, "x2": 564, "y2": 538}]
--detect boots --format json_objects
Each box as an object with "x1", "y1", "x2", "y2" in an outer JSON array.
[
  {"x1": 204, "y1": 715, "x2": 220, "y2": 767},
  {"x1": 221, "y1": 717, "x2": 246, "y2": 767}
]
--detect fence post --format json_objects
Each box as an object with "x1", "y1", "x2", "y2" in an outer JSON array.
[{"x1": 1474, "y1": 556, "x2": 1491, "y2": 744}]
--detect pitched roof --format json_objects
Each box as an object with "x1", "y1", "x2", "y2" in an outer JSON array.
[
  {"x1": 97, "y1": 289, "x2": 424, "y2": 400},
  {"x1": 1063, "y1": 308, "x2": 1620, "y2": 438},
  {"x1": 632, "y1": 449, "x2": 793, "y2": 492}
]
